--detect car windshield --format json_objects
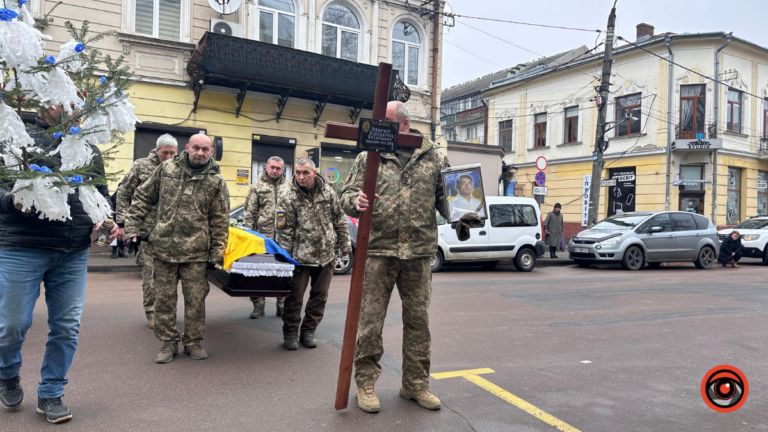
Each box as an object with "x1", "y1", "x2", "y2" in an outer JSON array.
[
  {"x1": 591, "y1": 214, "x2": 650, "y2": 230},
  {"x1": 732, "y1": 219, "x2": 768, "y2": 230}
]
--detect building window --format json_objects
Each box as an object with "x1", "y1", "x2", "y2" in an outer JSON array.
[
  {"x1": 466, "y1": 125, "x2": 477, "y2": 140},
  {"x1": 726, "y1": 89, "x2": 742, "y2": 134},
  {"x1": 680, "y1": 84, "x2": 706, "y2": 139},
  {"x1": 680, "y1": 165, "x2": 703, "y2": 191},
  {"x1": 564, "y1": 106, "x2": 578, "y2": 143},
  {"x1": 758, "y1": 171, "x2": 768, "y2": 215},
  {"x1": 258, "y1": 0, "x2": 295, "y2": 48},
  {"x1": 321, "y1": 4, "x2": 360, "y2": 62},
  {"x1": 615, "y1": 94, "x2": 642, "y2": 137},
  {"x1": 392, "y1": 21, "x2": 420, "y2": 86},
  {"x1": 727, "y1": 167, "x2": 741, "y2": 224},
  {"x1": 499, "y1": 120, "x2": 513, "y2": 152},
  {"x1": 534, "y1": 113, "x2": 547, "y2": 148},
  {"x1": 135, "y1": 0, "x2": 181, "y2": 41}
]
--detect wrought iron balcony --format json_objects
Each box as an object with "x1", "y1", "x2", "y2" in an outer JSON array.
[
  {"x1": 675, "y1": 122, "x2": 717, "y2": 140},
  {"x1": 186, "y1": 32, "x2": 410, "y2": 125},
  {"x1": 759, "y1": 133, "x2": 768, "y2": 157}
]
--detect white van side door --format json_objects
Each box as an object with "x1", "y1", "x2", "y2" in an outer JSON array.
[
  {"x1": 442, "y1": 219, "x2": 490, "y2": 260},
  {"x1": 486, "y1": 203, "x2": 540, "y2": 259}
]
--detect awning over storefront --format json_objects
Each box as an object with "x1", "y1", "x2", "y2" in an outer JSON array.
[{"x1": 186, "y1": 32, "x2": 410, "y2": 125}]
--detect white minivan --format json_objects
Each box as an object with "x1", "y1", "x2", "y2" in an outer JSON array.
[{"x1": 432, "y1": 196, "x2": 546, "y2": 272}]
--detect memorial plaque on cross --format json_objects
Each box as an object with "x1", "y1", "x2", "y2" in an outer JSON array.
[{"x1": 324, "y1": 62, "x2": 423, "y2": 410}]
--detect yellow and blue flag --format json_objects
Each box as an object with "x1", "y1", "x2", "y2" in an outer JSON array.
[{"x1": 223, "y1": 227, "x2": 300, "y2": 270}]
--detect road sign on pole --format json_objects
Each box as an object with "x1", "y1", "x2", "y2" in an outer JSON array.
[
  {"x1": 535, "y1": 172, "x2": 546, "y2": 186},
  {"x1": 533, "y1": 186, "x2": 548, "y2": 196},
  {"x1": 536, "y1": 156, "x2": 547, "y2": 171}
]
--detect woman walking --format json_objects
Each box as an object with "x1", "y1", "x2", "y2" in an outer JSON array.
[
  {"x1": 544, "y1": 203, "x2": 564, "y2": 258},
  {"x1": 718, "y1": 230, "x2": 744, "y2": 268}
]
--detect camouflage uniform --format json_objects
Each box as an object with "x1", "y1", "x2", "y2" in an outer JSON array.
[
  {"x1": 340, "y1": 132, "x2": 449, "y2": 392},
  {"x1": 242, "y1": 169, "x2": 287, "y2": 310},
  {"x1": 277, "y1": 175, "x2": 351, "y2": 336},
  {"x1": 124, "y1": 152, "x2": 229, "y2": 346},
  {"x1": 115, "y1": 150, "x2": 161, "y2": 320}
]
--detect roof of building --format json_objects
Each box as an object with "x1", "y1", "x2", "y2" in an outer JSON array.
[{"x1": 441, "y1": 46, "x2": 589, "y2": 103}]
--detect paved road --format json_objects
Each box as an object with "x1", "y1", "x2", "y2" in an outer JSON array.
[{"x1": 3, "y1": 260, "x2": 767, "y2": 431}]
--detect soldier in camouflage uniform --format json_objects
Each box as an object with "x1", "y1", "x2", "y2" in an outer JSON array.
[
  {"x1": 124, "y1": 134, "x2": 229, "y2": 364},
  {"x1": 340, "y1": 101, "x2": 449, "y2": 413},
  {"x1": 276, "y1": 158, "x2": 351, "y2": 350},
  {"x1": 242, "y1": 156, "x2": 287, "y2": 319},
  {"x1": 116, "y1": 134, "x2": 178, "y2": 329}
]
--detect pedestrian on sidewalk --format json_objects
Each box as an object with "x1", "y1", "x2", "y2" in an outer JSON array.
[
  {"x1": 544, "y1": 203, "x2": 564, "y2": 258},
  {"x1": 242, "y1": 156, "x2": 288, "y2": 319},
  {"x1": 276, "y1": 158, "x2": 351, "y2": 351},
  {"x1": 124, "y1": 135, "x2": 229, "y2": 364},
  {"x1": 0, "y1": 107, "x2": 117, "y2": 423},
  {"x1": 718, "y1": 230, "x2": 744, "y2": 268},
  {"x1": 116, "y1": 134, "x2": 178, "y2": 329}
]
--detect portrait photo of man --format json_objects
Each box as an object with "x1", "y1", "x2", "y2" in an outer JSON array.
[{"x1": 446, "y1": 169, "x2": 486, "y2": 222}]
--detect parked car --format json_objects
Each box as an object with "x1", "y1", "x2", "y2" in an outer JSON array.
[
  {"x1": 569, "y1": 211, "x2": 719, "y2": 270},
  {"x1": 432, "y1": 196, "x2": 546, "y2": 272},
  {"x1": 717, "y1": 216, "x2": 768, "y2": 265},
  {"x1": 229, "y1": 206, "x2": 357, "y2": 275}
]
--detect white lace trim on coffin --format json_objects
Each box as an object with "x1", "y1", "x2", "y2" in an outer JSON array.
[{"x1": 228, "y1": 262, "x2": 295, "y2": 278}]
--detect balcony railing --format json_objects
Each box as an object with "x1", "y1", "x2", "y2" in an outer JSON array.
[
  {"x1": 675, "y1": 122, "x2": 717, "y2": 140},
  {"x1": 186, "y1": 32, "x2": 410, "y2": 123},
  {"x1": 759, "y1": 133, "x2": 768, "y2": 156}
]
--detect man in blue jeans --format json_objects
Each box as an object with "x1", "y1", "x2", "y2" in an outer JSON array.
[{"x1": 0, "y1": 108, "x2": 117, "y2": 424}]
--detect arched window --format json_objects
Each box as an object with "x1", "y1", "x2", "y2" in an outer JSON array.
[
  {"x1": 321, "y1": 4, "x2": 360, "y2": 62},
  {"x1": 392, "y1": 21, "x2": 421, "y2": 86},
  {"x1": 258, "y1": 0, "x2": 295, "y2": 47}
]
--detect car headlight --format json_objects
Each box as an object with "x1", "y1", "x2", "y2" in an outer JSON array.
[
  {"x1": 743, "y1": 234, "x2": 760, "y2": 241},
  {"x1": 597, "y1": 236, "x2": 622, "y2": 246}
]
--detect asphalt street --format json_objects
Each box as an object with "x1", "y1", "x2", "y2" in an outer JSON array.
[{"x1": 2, "y1": 260, "x2": 768, "y2": 431}]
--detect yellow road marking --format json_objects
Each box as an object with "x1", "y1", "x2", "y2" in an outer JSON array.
[{"x1": 432, "y1": 368, "x2": 582, "y2": 432}]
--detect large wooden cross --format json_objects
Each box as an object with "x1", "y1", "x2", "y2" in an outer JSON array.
[{"x1": 324, "y1": 62, "x2": 423, "y2": 410}]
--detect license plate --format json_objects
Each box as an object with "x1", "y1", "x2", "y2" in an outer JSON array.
[{"x1": 574, "y1": 247, "x2": 590, "y2": 253}]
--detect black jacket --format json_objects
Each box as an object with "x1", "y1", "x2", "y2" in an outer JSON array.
[
  {"x1": 718, "y1": 236, "x2": 744, "y2": 262},
  {"x1": 0, "y1": 117, "x2": 112, "y2": 252}
]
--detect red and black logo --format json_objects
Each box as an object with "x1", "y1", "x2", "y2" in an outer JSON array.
[{"x1": 701, "y1": 365, "x2": 748, "y2": 413}]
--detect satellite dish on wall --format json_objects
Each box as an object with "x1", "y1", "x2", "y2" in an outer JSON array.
[{"x1": 207, "y1": 0, "x2": 242, "y2": 15}]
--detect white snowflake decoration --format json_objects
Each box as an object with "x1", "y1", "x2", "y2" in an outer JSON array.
[
  {"x1": 0, "y1": 101, "x2": 35, "y2": 148},
  {"x1": 104, "y1": 84, "x2": 140, "y2": 133},
  {"x1": 12, "y1": 177, "x2": 72, "y2": 222},
  {"x1": 50, "y1": 133, "x2": 94, "y2": 171},
  {"x1": 78, "y1": 185, "x2": 113, "y2": 223},
  {"x1": 38, "y1": 67, "x2": 83, "y2": 113},
  {"x1": 0, "y1": 8, "x2": 51, "y2": 70},
  {"x1": 58, "y1": 39, "x2": 85, "y2": 73}
]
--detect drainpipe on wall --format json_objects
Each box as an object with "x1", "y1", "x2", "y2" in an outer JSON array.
[
  {"x1": 713, "y1": 33, "x2": 732, "y2": 225},
  {"x1": 430, "y1": 0, "x2": 441, "y2": 142},
  {"x1": 665, "y1": 36, "x2": 673, "y2": 211},
  {"x1": 482, "y1": 100, "x2": 489, "y2": 145}
]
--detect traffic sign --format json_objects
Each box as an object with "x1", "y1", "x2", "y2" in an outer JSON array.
[
  {"x1": 533, "y1": 186, "x2": 548, "y2": 196},
  {"x1": 536, "y1": 156, "x2": 547, "y2": 171},
  {"x1": 535, "y1": 172, "x2": 546, "y2": 186}
]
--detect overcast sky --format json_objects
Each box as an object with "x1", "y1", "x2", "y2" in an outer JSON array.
[{"x1": 441, "y1": 0, "x2": 766, "y2": 89}]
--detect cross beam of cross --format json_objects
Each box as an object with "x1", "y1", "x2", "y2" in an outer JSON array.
[{"x1": 323, "y1": 62, "x2": 422, "y2": 410}]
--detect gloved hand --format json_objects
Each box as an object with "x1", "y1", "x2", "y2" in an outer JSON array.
[{"x1": 456, "y1": 212, "x2": 481, "y2": 242}]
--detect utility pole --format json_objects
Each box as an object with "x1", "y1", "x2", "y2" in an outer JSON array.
[{"x1": 586, "y1": 3, "x2": 617, "y2": 227}]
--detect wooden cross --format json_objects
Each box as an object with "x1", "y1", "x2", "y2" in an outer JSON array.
[{"x1": 324, "y1": 62, "x2": 423, "y2": 410}]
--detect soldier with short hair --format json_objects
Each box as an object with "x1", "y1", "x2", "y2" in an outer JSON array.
[
  {"x1": 116, "y1": 133, "x2": 178, "y2": 329},
  {"x1": 276, "y1": 157, "x2": 351, "y2": 350},
  {"x1": 341, "y1": 101, "x2": 449, "y2": 413},
  {"x1": 242, "y1": 156, "x2": 287, "y2": 319},
  {"x1": 124, "y1": 134, "x2": 229, "y2": 363}
]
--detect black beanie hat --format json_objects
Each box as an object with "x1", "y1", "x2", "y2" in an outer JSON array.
[{"x1": 554, "y1": 203, "x2": 561, "y2": 209}]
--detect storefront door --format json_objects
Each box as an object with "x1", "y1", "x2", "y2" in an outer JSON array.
[{"x1": 679, "y1": 195, "x2": 704, "y2": 214}]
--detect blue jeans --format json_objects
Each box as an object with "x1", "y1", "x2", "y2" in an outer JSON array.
[{"x1": 0, "y1": 246, "x2": 88, "y2": 398}]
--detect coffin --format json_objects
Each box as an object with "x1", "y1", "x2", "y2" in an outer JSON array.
[{"x1": 207, "y1": 254, "x2": 293, "y2": 297}]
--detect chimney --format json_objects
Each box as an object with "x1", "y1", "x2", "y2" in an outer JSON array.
[{"x1": 636, "y1": 23, "x2": 654, "y2": 42}]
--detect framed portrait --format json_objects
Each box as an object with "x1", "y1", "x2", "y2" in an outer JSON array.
[{"x1": 441, "y1": 164, "x2": 488, "y2": 222}]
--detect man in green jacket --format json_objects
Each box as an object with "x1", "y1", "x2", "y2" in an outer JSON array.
[
  {"x1": 276, "y1": 158, "x2": 351, "y2": 350},
  {"x1": 116, "y1": 134, "x2": 178, "y2": 329},
  {"x1": 242, "y1": 156, "x2": 287, "y2": 319},
  {"x1": 340, "y1": 101, "x2": 450, "y2": 413},
  {"x1": 124, "y1": 134, "x2": 229, "y2": 363}
]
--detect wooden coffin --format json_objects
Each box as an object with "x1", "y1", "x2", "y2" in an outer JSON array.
[{"x1": 207, "y1": 254, "x2": 292, "y2": 297}]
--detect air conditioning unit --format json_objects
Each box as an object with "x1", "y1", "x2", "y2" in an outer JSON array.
[{"x1": 210, "y1": 19, "x2": 243, "y2": 38}]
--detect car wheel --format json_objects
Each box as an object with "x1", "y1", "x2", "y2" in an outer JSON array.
[
  {"x1": 574, "y1": 260, "x2": 591, "y2": 268},
  {"x1": 481, "y1": 260, "x2": 499, "y2": 270},
  {"x1": 514, "y1": 248, "x2": 536, "y2": 272},
  {"x1": 762, "y1": 249, "x2": 768, "y2": 266},
  {"x1": 621, "y1": 246, "x2": 644, "y2": 271},
  {"x1": 431, "y1": 250, "x2": 444, "y2": 273},
  {"x1": 694, "y1": 246, "x2": 715, "y2": 269},
  {"x1": 333, "y1": 249, "x2": 353, "y2": 275}
]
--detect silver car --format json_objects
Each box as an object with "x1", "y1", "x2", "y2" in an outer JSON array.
[{"x1": 569, "y1": 211, "x2": 719, "y2": 270}]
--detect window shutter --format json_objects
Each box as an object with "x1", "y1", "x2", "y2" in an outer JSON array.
[
  {"x1": 158, "y1": 0, "x2": 181, "y2": 41},
  {"x1": 135, "y1": 0, "x2": 154, "y2": 36}
]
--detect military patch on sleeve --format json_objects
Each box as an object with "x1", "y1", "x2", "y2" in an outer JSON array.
[{"x1": 277, "y1": 211, "x2": 286, "y2": 228}]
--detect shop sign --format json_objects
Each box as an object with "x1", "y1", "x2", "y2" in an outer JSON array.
[
  {"x1": 758, "y1": 180, "x2": 768, "y2": 189},
  {"x1": 608, "y1": 168, "x2": 636, "y2": 216},
  {"x1": 673, "y1": 179, "x2": 711, "y2": 186},
  {"x1": 236, "y1": 169, "x2": 249, "y2": 185},
  {"x1": 582, "y1": 175, "x2": 591, "y2": 227},
  {"x1": 601, "y1": 179, "x2": 617, "y2": 187},
  {"x1": 671, "y1": 139, "x2": 723, "y2": 152}
]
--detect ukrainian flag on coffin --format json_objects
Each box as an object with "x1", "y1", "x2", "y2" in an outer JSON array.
[{"x1": 223, "y1": 227, "x2": 300, "y2": 275}]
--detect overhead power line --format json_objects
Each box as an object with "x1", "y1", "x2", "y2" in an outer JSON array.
[
  {"x1": 443, "y1": 39, "x2": 505, "y2": 68},
  {"x1": 449, "y1": 14, "x2": 603, "y2": 33}
]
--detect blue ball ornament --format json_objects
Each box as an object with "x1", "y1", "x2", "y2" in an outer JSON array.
[
  {"x1": 29, "y1": 164, "x2": 41, "y2": 172},
  {"x1": 40, "y1": 166, "x2": 52, "y2": 173},
  {"x1": 0, "y1": 8, "x2": 19, "y2": 21},
  {"x1": 53, "y1": 132, "x2": 63, "y2": 140},
  {"x1": 44, "y1": 55, "x2": 56, "y2": 65},
  {"x1": 75, "y1": 44, "x2": 85, "y2": 53},
  {"x1": 69, "y1": 126, "x2": 82, "y2": 134},
  {"x1": 99, "y1": 77, "x2": 107, "y2": 83}
]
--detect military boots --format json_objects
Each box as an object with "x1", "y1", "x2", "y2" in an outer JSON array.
[
  {"x1": 250, "y1": 297, "x2": 265, "y2": 319},
  {"x1": 184, "y1": 343, "x2": 208, "y2": 360},
  {"x1": 276, "y1": 297, "x2": 284, "y2": 317},
  {"x1": 300, "y1": 331, "x2": 317, "y2": 348},
  {"x1": 399, "y1": 387, "x2": 441, "y2": 410},
  {"x1": 283, "y1": 333, "x2": 299, "y2": 350},
  {"x1": 356, "y1": 386, "x2": 380, "y2": 413},
  {"x1": 155, "y1": 341, "x2": 178, "y2": 363}
]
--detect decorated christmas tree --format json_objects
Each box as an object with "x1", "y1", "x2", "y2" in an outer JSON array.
[{"x1": 0, "y1": 1, "x2": 138, "y2": 222}]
